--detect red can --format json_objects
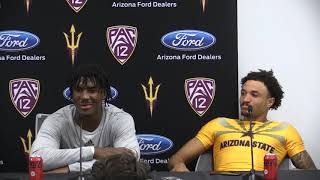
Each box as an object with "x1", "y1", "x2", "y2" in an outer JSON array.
[
  {"x1": 264, "y1": 153, "x2": 278, "y2": 180},
  {"x1": 29, "y1": 156, "x2": 43, "y2": 180}
]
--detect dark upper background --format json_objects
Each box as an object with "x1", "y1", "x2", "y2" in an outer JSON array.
[{"x1": 0, "y1": 0, "x2": 238, "y2": 171}]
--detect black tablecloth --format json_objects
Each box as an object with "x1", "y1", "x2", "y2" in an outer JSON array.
[
  {"x1": 149, "y1": 170, "x2": 320, "y2": 180},
  {"x1": 0, "y1": 170, "x2": 319, "y2": 180},
  {"x1": 149, "y1": 171, "x2": 247, "y2": 180}
]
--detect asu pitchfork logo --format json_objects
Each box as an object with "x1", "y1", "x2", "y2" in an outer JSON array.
[
  {"x1": 185, "y1": 77, "x2": 215, "y2": 116},
  {"x1": 24, "y1": 0, "x2": 32, "y2": 13},
  {"x1": 200, "y1": 0, "x2": 208, "y2": 12},
  {"x1": 9, "y1": 78, "x2": 40, "y2": 118},
  {"x1": 1, "y1": 0, "x2": 32, "y2": 13},
  {"x1": 20, "y1": 129, "x2": 33, "y2": 155},
  {"x1": 141, "y1": 77, "x2": 160, "y2": 117},
  {"x1": 63, "y1": 24, "x2": 82, "y2": 65},
  {"x1": 106, "y1": 25, "x2": 138, "y2": 65}
]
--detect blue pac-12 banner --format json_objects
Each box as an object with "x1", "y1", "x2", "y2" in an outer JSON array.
[{"x1": 0, "y1": 0, "x2": 238, "y2": 171}]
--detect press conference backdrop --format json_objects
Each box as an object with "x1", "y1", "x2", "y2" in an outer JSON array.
[{"x1": 0, "y1": 0, "x2": 238, "y2": 172}]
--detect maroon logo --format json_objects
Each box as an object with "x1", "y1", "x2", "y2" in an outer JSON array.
[
  {"x1": 106, "y1": 25, "x2": 138, "y2": 65},
  {"x1": 9, "y1": 78, "x2": 40, "y2": 118},
  {"x1": 66, "y1": 0, "x2": 88, "y2": 13},
  {"x1": 185, "y1": 78, "x2": 215, "y2": 116}
]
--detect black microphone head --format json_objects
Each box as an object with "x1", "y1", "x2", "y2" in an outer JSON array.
[{"x1": 248, "y1": 105, "x2": 253, "y2": 113}]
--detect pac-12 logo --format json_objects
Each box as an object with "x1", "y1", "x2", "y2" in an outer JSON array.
[
  {"x1": 161, "y1": 30, "x2": 215, "y2": 51},
  {"x1": 185, "y1": 77, "x2": 215, "y2": 116},
  {"x1": 0, "y1": 31, "x2": 40, "y2": 52},
  {"x1": 66, "y1": 0, "x2": 88, "y2": 13},
  {"x1": 137, "y1": 134, "x2": 173, "y2": 155},
  {"x1": 106, "y1": 25, "x2": 138, "y2": 65},
  {"x1": 9, "y1": 78, "x2": 40, "y2": 118}
]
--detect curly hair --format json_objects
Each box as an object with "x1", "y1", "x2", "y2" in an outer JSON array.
[
  {"x1": 68, "y1": 64, "x2": 111, "y2": 100},
  {"x1": 241, "y1": 69, "x2": 284, "y2": 110},
  {"x1": 91, "y1": 154, "x2": 150, "y2": 180}
]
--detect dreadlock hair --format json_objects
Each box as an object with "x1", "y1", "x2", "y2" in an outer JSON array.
[
  {"x1": 241, "y1": 69, "x2": 284, "y2": 110},
  {"x1": 68, "y1": 64, "x2": 111, "y2": 101},
  {"x1": 92, "y1": 154, "x2": 150, "y2": 180}
]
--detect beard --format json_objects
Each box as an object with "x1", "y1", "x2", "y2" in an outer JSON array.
[{"x1": 241, "y1": 111, "x2": 250, "y2": 118}]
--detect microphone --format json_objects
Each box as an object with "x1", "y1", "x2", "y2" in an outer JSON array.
[{"x1": 248, "y1": 105, "x2": 255, "y2": 180}]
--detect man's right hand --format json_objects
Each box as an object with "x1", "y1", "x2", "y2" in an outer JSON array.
[
  {"x1": 94, "y1": 147, "x2": 134, "y2": 159},
  {"x1": 168, "y1": 138, "x2": 206, "y2": 171},
  {"x1": 45, "y1": 166, "x2": 69, "y2": 174}
]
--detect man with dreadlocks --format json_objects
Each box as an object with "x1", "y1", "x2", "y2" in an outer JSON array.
[
  {"x1": 31, "y1": 64, "x2": 140, "y2": 173},
  {"x1": 168, "y1": 69, "x2": 316, "y2": 172}
]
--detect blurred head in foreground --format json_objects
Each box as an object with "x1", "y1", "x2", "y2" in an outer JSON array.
[{"x1": 92, "y1": 154, "x2": 150, "y2": 180}]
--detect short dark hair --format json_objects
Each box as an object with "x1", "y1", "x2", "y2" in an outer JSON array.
[
  {"x1": 92, "y1": 154, "x2": 150, "y2": 180},
  {"x1": 68, "y1": 64, "x2": 111, "y2": 100},
  {"x1": 241, "y1": 69, "x2": 284, "y2": 110}
]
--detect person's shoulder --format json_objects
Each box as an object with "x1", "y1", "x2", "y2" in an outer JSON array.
[
  {"x1": 105, "y1": 104, "x2": 133, "y2": 119},
  {"x1": 208, "y1": 117, "x2": 238, "y2": 122},
  {"x1": 204, "y1": 117, "x2": 238, "y2": 125},
  {"x1": 46, "y1": 104, "x2": 75, "y2": 122},
  {"x1": 268, "y1": 120, "x2": 291, "y2": 126},
  {"x1": 267, "y1": 120, "x2": 296, "y2": 130},
  {"x1": 106, "y1": 104, "x2": 128, "y2": 113}
]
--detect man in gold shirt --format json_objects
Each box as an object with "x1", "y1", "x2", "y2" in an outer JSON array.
[{"x1": 168, "y1": 70, "x2": 317, "y2": 172}]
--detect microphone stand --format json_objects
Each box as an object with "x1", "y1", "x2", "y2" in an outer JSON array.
[
  {"x1": 79, "y1": 118, "x2": 84, "y2": 180},
  {"x1": 248, "y1": 105, "x2": 255, "y2": 180}
]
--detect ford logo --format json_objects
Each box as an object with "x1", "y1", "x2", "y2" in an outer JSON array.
[
  {"x1": 137, "y1": 134, "x2": 173, "y2": 155},
  {"x1": 63, "y1": 86, "x2": 118, "y2": 102},
  {"x1": 0, "y1": 30, "x2": 40, "y2": 52},
  {"x1": 161, "y1": 30, "x2": 215, "y2": 51}
]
